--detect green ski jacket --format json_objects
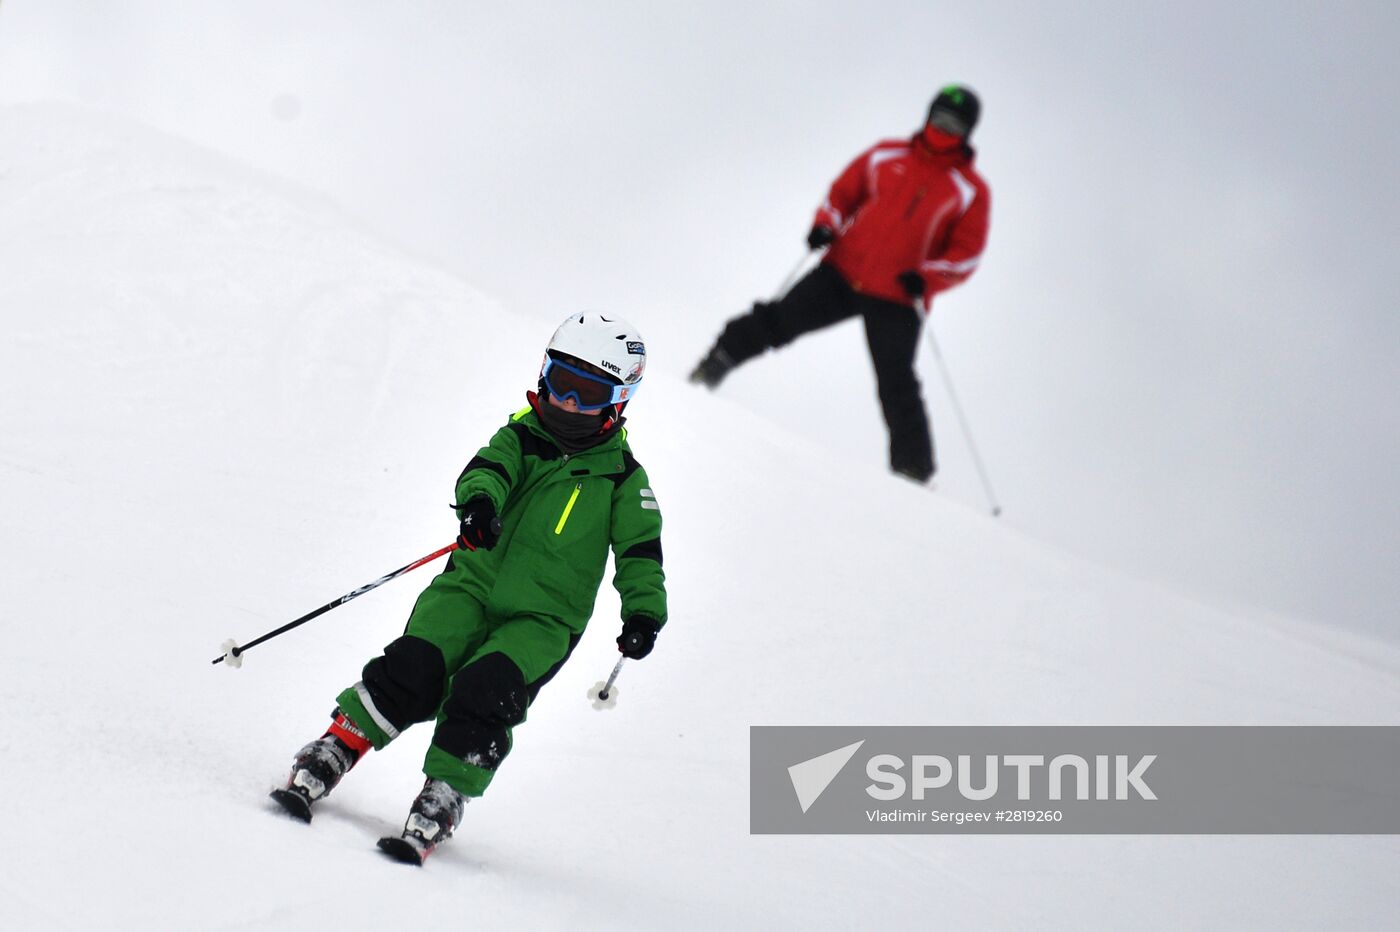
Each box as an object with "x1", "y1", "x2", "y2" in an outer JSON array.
[{"x1": 449, "y1": 404, "x2": 666, "y2": 632}]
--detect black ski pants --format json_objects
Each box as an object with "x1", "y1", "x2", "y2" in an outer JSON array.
[{"x1": 714, "y1": 263, "x2": 935, "y2": 479}]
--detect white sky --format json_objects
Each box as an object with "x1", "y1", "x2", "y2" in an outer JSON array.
[{"x1": 1, "y1": 0, "x2": 1396, "y2": 640}]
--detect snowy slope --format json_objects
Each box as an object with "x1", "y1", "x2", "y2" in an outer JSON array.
[{"x1": 1, "y1": 103, "x2": 1397, "y2": 931}]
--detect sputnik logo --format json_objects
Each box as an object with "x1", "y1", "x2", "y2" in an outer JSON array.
[{"x1": 787, "y1": 740, "x2": 865, "y2": 813}]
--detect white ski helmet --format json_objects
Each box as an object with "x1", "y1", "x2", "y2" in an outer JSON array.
[{"x1": 542, "y1": 312, "x2": 647, "y2": 405}]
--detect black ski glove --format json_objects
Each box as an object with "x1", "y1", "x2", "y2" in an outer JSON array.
[
  {"x1": 806, "y1": 225, "x2": 835, "y2": 251},
  {"x1": 617, "y1": 616, "x2": 661, "y2": 660},
  {"x1": 456, "y1": 495, "x2": 502, "y2": 552},
  {"x1": 897, "y1": 270, "x2": 926, "y2": 299}
]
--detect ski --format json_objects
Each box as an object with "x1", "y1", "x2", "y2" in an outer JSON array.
[
  {"x1": 377, "y1": 834, "x2": 433, "y2": 865},
  {"x1": 269, "y1": 788, "x2": 314, "y2": 823}
]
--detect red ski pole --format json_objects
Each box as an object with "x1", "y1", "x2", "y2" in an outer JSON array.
[{"x1": 212, "y1": 541, "x2": 461, "y2": 667}]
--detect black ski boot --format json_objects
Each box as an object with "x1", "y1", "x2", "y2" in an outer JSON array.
[
  {"x1": 892, "y1": 462, "x2": 935, "y2": 485},
  {"x1": 688, "y1": 345, "x2": 736, "y2": 388},
  {"x1": 377, "y1": 778, "x2": 467, "y2": 865},
  {"x1": 270, "y1": 735, "x2": 359, "y2": 822}
]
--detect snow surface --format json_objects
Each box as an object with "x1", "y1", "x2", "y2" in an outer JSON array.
[{"x1": 1, "y1": 103, "x2": 1397, "y2": 930}]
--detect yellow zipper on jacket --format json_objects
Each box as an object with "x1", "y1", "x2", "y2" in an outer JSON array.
[{"x1": 555, "y1": 482, "x2": 583, "y2": 535}]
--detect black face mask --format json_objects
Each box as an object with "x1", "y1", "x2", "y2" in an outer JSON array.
[{"x1": 535, "y1": 394, "x2": 624, "y2": 453}]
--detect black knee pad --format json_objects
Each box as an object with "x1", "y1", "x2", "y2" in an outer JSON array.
[
  {"x1": 360, "y1": 635, "x2": 447, "y2": 731},
  {"x1": 434, "y1": 652, "x2": 528, "y2": 769},
  {"x1": 443, "y1": 652, "x2": 528, "y2": 726}
]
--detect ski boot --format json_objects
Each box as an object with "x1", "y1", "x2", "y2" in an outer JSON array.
[
  {"x1": 377, "y1": 778, "x2": 467, "y2": 865},
  {"x1": 688, "y1": 345, "x2": 735, "y2": 389},
  {"x1": 892, "y1": 463, "x2": 935, "y2": 485},
  {"x1": 270, "y1": 712, "x2": 367, "y2": 822}
]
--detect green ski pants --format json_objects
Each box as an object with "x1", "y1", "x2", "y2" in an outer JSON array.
[{"x1": 335, "y1": 566, "x2": 581, "y2": 796}]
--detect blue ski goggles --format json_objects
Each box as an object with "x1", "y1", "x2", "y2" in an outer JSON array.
[{"x1": 541, "y1": 354, "x2": 637, "y2": 411}]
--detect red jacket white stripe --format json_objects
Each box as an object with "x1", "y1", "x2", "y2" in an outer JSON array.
[{"x1": 813, "y1": 136, "x2": 991, "y2": 310}]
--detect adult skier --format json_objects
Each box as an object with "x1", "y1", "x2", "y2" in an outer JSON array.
[
  {"x1": 690, "y1": 85, "x2": 991, "y2": 483},
  {"x1": 272, "y1": 313, "x2": 668, "y2": 864}
]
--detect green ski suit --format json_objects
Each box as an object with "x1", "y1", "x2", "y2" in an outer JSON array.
[{"x1": 335, "y1": 403, "x2": 667, "y2": 797}]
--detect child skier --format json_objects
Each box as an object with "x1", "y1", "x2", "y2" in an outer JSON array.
[{"x1": 272, "y1": 312, "x2": 668, "y2": 864}]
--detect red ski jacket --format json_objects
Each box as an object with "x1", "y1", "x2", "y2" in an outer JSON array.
[{"x1": 813, "y1": 136, "x2": 991, "y2": 311}]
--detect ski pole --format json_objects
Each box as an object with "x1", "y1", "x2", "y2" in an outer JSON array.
[
  {"x1": 774, "y1": 250, "x2": 812, "y2": 300},
  {"x1": 212, "y1": 541, "x2": 461, "y2": 667},
  {"x1": 923, "y1": 320, "x2": 1003, "y2": 517},
  {"x1": 588, "y1": 657, "x2": 626, "y2": 709},
  {"x1": 597, "y1": 656, "x2": 625, "y2": 700}
]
